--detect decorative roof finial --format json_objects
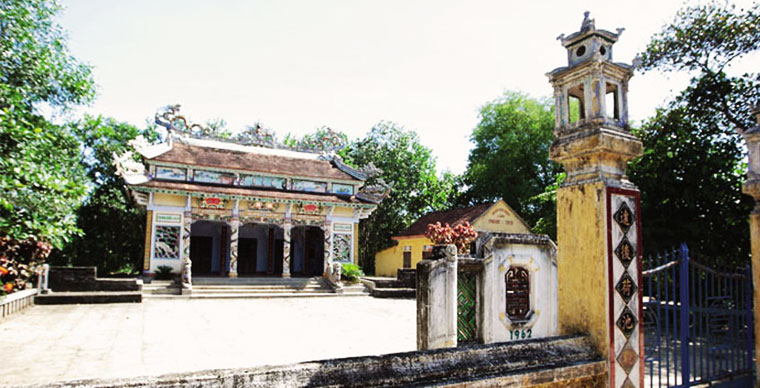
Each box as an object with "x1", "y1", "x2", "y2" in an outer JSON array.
[{"x1": 581, "y1": 11, "x2": 595, "y2": 31}]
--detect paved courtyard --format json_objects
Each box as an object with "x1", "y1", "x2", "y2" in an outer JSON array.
[{"x1": 1, "y1": 297, "x2": 416, "y2": 386}]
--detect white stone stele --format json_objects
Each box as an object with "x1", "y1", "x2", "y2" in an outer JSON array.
[{"x1": 482, "y1": 235, "x2": 558, "y2": 343}]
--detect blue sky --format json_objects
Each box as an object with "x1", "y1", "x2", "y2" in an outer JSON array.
[{"x1": 57, "y1": 0, "x2": 757, "y2": 174}]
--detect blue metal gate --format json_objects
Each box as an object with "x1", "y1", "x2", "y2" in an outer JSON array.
[{"x1": 642, "y1": 243, "x2": 753, "y2": 387}]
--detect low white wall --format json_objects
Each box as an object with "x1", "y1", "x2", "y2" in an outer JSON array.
[
  {"x1": 481, "y1": 234, "x2": 558, "y2": 343},
  {"x1": 0, "y1": 288, "x2": 37, "y2": 320}
]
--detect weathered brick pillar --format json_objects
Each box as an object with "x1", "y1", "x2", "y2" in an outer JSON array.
[
  {"x1": 548, "y1": 13, "x2": 644, "y2": 388},
  {"x1": 737, "y1": 104, "x2": 760, "y2": 387}
]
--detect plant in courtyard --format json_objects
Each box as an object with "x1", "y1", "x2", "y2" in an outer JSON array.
[
  {"x1": 425, "y1": 222, "x2": 477, "y2": 255},
  {"x1": 154, "y1": 265, "x2": 175, "y2": 280},
  {"x1": 340, "y1": 263, "x2": 364, "y2": 283},
  {"x1": 0, "y1": 237, "x2": 52, "y2": 295}
]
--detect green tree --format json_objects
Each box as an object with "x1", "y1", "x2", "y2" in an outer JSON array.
[
  {"x1": 0, "y1": 0, "x2": 95, "y2": 247},
  {"x1": 0, "y1": 0, "x2": 95, "y2": 291},
  {"x1": 459, "y1": 91, "x2": 561, "y2": 238},
  {"x1": 48, "y1": 116, "x2": 159, "y2": 274},
  {"x1": 630, "y1": 0, "x2": 759, "y2": 267},
  {"x1": 342, "y1": 122, "x2": 455, "y2": 273}
]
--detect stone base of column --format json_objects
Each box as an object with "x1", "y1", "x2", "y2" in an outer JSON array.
[
  {"x1": 228, "y1": 271, "x2": 238, "y2": 278},
  {"x1": 281, "y1": 273, "x2": 291, "y2": 278}
]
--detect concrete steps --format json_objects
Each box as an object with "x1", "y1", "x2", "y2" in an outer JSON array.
[
  {"x1": 339, "y1": 283, "x2": 371, "y2": 296},
  {"x1": 142, "y1": 280, "x2": 180, "y2": 296},
  {"x1": 361, "y1": 276, "x2": 416, "y2": 299},
  {"x1": 188, "y1": 277, "x2": 337, "y2": 299}
]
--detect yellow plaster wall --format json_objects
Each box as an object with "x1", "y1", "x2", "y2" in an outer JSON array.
[
  {"x1": 472, "y1": 201, "x2": 531, "y2": 233},
  {"x1": 556, "y1": 181, "x2": 609, "y2": 357},
  {"x1": 154, "y1": 193, "x2": 186, "y2": 207},
  {"x1": 333, "y1": 207, "x2": 354, "y2": 218},
  {"x1": 751, "y1": 211, "x2": 760, "y2": 383},
  {"x1": 143, "y1": 211, "x2": 153, "y2": 271},
  {"x1": 375, "y1": 236, "x2": 432, "y2": 277},
  {"x1": 353, "y1": 222, "x2": 359, "y2": 266}
]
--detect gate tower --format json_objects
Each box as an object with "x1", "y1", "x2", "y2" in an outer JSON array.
[{"x1": 548, "y1": 12, "x2": 644, "y2": 388}]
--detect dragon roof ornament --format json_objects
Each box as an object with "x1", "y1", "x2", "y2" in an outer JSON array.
[{"x1": 154, "y1": 105, "x2": 348, "y2": 154}]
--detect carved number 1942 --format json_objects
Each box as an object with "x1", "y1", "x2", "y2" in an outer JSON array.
[{"x1": 509, "y1": 328, "x2": 532, "y2": 340}]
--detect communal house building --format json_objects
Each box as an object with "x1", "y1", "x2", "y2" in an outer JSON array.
[{"x1": 116, "y1": 106, "x2": 386, "y2": 290}]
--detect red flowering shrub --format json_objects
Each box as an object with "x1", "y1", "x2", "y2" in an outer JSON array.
[
  {"x1": 0, "y1": 236, "x2": 51, "y2": 296},
  {"x1": 425, "y1": 221, "x2": 478, "y2": 255}
]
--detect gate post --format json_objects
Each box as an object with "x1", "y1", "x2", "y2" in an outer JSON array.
[
  {"x1": 737, "y1": 103, "x2": 760, "y2": 387},
  {"x1": 679, "y1": 243, "x2": 690, "y2": 386},
  {"x1": 548, "y1": 14, "x2": 644, "y2": 388}
]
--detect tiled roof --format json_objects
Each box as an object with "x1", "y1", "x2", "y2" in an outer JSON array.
[
  {"x1": 396, "y1": 202, "x2": 495, "y2": 237},
  {"x1": 133, "y1": 180, "x2": 372, "y2": 205},
  {"x1": 149, "y1": 142, "x2": 360, "y2": 182}
]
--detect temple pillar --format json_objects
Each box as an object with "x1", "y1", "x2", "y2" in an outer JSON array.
[
  {"x1": 181, "y1": 211, "x2": 192, "y2": 292},
  {"x1": 736, "y1": 104, "x2": 760, "y2": 387},
  {"x1": 142, "y1": 210, "x2": 153, "y2": 278},
  {"x1": 323, "y1": 220, "x2": 332, "y2": 275},
  {"x1": 228, "y1": 218, "x2": 239, "y2": 278},
  {"x1": 283, "y1": 220, "x2": 292, "y2": 278}
]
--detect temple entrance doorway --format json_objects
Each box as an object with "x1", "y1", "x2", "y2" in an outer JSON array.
[
  {"x1": 190, "y1": 220, "x2": 231, "y2": 276},
  {"x1": 240, "y1": 223, "x2": 284, "y2": 276},
  {"x1": 291, "y1": 226, "x2": 325, "y2": 277}
]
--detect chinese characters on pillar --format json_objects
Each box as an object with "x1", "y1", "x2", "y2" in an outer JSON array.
[{"x1": 608, "y1": 191, "x2": 643, "y2": 388}]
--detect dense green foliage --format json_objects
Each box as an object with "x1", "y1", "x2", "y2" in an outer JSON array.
[
  {"x1": 630, "y1": 1, "x2": 759, "y2": 268},
  {"x1": 457, "y1": 92, "x2": 561, "y2": 238},
  {"x1": 0, "y1": 0, "x2": 96, "y2": 290},
  {"x1": 342, "y1": 122, "x2": 455, "y2": 274},
  {"x1": 0, "y1": 0, "x2": 94, "y2": 248},
  {"x1": 47, "y1": 116, "x2": 159, "y2": 274}
]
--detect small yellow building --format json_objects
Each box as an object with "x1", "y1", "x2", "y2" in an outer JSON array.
[{"x1": 374, "y1": 200, "x2": 532, "y2": 277}]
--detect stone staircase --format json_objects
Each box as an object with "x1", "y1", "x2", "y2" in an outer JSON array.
[
  {"x1": 188, "y1": 277, "x2": 336, "y2": 298},
  {"x1": 338, "y1": 282, "x2": 371, "y2": 296},
  {"x1": 141, "y1": 279, "x2": 181, "y2": 297}
]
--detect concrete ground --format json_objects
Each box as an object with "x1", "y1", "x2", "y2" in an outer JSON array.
[{"x1": 1, "y1": 297, "x2": 416, "y2": 387}]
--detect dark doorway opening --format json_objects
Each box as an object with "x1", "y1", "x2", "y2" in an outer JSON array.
[
  {"x1": 190, "y1": 236, "x2": 213, "y2": 275},
  {"x1": 240, "y1": 223, "x2": 284, "y2": 276},
  {"x1": 238, "y1": 238, "x2": 257, "y2": 275},
  {"x1": 292, "y1": 226, "x2": 324, "y2": 277}
]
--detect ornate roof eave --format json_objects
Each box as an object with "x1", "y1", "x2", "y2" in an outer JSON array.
[
  {"x1": 546, "y1": 58, "x2": 633, "y2": 82},
  {"x1": 329, "y1": 156, "x2": 368, "y2": 181},
  {"x1": 129, "y1": 185, "x2": 377, "y2": 209}
]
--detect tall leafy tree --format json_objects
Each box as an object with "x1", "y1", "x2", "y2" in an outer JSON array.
[
  {"x1": 0, "y1": 0, "x2": 95, "y2": 291},
  {"x1": 630, "y1": 0, "x2": 759, "y2": 267},
  {"x1": 0, "y1": 0, "x2": 94, "y2": 247},
  {"x1": 459, "y1": 91, "x2": 561, "y2": 238},
  {"x1": 342, "y1": 122, "x2": 455, "y2": 273},
  {"x1": 49, "y1": 116, "x2": 159, "y2": 274}
]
